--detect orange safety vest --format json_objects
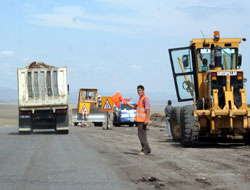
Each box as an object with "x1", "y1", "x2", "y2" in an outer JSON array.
[{"x1": 135, "y1": 95, "x2": 150, "y2": 123}]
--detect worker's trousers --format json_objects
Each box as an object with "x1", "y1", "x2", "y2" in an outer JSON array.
[
  {"x1": 137, "y1": 122, "x2": 151, "y2": 154},
  {"x1": 166, "y1": 117, "x2": 172, "y2": 137}
]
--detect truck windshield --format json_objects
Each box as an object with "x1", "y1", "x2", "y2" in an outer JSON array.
[{"x1": 197, "y1": 48, "x2": 237, "y2": 72}]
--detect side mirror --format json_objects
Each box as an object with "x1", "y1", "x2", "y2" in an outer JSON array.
[
  {"x1": 238, "y1": 54, "x2": 242, "y2": 67},
  {"x1": 182, "y1": 55, "x2": 189, "y2": 67},
  {"x1": 67, "y1": 84, "x2": 70, "y2": 95}
]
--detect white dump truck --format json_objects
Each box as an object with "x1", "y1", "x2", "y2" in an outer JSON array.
[{"x1": 17, "y1": 62, "x2": 69, "y2": 134}]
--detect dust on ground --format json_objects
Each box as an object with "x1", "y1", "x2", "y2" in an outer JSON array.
[{"x1": 0, "y1": 103, "x2": 18, "y2": 126}]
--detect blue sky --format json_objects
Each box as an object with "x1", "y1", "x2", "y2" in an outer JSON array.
[{"x1": 0, "y1": 0, "x2": 250, "y2": 103}]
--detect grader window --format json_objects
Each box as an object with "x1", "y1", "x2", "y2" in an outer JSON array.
[
  {"x1": 170, "y1": 48, "x2": 193, "y2": 74},
  {"x1": 222, "y1": 48, "x2": 237, "y2": 69},
  {"x1": 93, "y1": 91, "x2": 97, "y2": 100},
  {"x1": 86, "y1": 91, "x2": 93, "y2": 100},
  {"x1": 197, "y1": 49, "x2": 211, "y2": 72},
  {"x1": 81, "y1": 91, "x2": 86, "y2": 100},
  {"x1": 176, "y1": 75, "x2": 195, "y2": 100},
  {"x1": 169, "y1": 46, "x2": 196, "y2": 102},
  {"x1": 197, "y1": 48, "x2": 237, "y2": 72},
  {"x1": 81, "y1": 90, "x2": 95, "y2": 100}
]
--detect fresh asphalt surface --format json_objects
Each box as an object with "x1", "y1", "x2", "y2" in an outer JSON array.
[{"x1": 0, "y1": 126, "x2": 134, "y2": 190}]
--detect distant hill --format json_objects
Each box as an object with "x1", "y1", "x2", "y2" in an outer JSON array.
[
  {"x1": 1, "y1": 87, "x2": 249, "y2": 105},
  {"x1": 0, "y1": 87, "x2": 77, "y2": 104},
  {"x1": 0, "y1": 88, "x2": 18, "y2": 103},
  {"x1": 0, "y1": 88, "x2": 86, "y2": 104}
]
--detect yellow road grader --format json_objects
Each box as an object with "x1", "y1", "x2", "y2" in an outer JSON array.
[
  {"x1": 169, "y1": 31, "x2": 250, "y2": 147},
  {"x1": 71, "y1": 88, "x2": 106, "y2": 126}
]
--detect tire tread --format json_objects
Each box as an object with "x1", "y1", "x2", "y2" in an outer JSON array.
[{"x1": 181, "y1": 105, "x2": 198, "y2": 147}]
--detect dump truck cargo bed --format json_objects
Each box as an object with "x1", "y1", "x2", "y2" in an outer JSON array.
[
  {"x1": 17, "y1": 62, "x2": 69, "y2": 134},
  {"x1": 17, "y1": 66, "x2": 68, "y2": 109}
]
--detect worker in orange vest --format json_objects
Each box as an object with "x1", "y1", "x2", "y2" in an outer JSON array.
[{"x1": 127, "y1": 85, "x2": 151, "y2": 155}]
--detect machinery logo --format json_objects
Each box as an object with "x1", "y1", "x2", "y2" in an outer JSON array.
[{"x1": 217, "y1": 71, "x2": 237, "y2": 76}]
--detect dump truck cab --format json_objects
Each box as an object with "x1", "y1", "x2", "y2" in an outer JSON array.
[{"x1": 169, "y1": 31, "x2": 250, "y2": 146}]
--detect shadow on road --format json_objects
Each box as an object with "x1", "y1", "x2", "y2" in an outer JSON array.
[
  {"x1": 158, "y1": 139, "x2": 174, "y2": 143},
  {"x1": 194, "y1": 142, "x2": 248, "y2": 149},
  {"x1": 195, "y1": 138, "x2": 248, "y2": 149},
  {"x1": 158, "y1": 140, "x2": 183, "y2": 148},
  {"x1": 123, "y1": 152, "x2": 139, "y2": 156},
  {"x1": 8, "y1": 131, "x2": 58, "y2": 135},
  {"x1": 159, "y1": 138, "x2": 249, "y2": 149}
]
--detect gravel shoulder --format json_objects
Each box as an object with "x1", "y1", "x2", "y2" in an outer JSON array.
[{"x1": 79, "y1": 125, "x2": 250, "y2": 190}]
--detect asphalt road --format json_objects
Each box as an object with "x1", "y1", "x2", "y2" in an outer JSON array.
[{"x1": 0, "y1": 126, "x2": 134, "y2": 190}]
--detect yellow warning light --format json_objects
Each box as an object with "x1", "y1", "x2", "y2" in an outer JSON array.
[
  {"x1": 238, "y1": 76, "x2": 243, "y2": 80},
  {"x1": 214, "y1": 31, "x2": 220, "y2": 41},
  {"x1": 237, "y1": 72, "x2": 243, "y2": 80}
]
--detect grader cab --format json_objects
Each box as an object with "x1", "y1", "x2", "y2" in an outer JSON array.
[
  {"x1": 71, "y1": 88, "x2": 106, "y2": 126},
  {"x1": 169, "y1": 31, "x2": 250, "y2": 147}
]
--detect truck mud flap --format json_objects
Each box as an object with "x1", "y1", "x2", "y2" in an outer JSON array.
[
  {"x1": 19, "y1": 111, "x2": 32, "y2": 134},
  {"x1": 56, "y1": 111, "x2": 69, "y2": 134}
]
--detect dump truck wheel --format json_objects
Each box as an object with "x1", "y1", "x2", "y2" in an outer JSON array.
[
  {"x1": 94, "y1": 122, "x2": 103, "y2": 127},
  {"x1": 113, "y1": 113, "x2": 121, "y2": 127},
  {"x1": 116, "y1": 121, "x2": 121, "y2": 127},
  {"x1": 170, "y1": 106, "x2": 182, "y2": 141},
  {"x1": 113, "y1": 112, "x2": 118, "y2": 126},
  {"x1": 243, "y1": 133, "x2": 250, "y2": 145},
  {"x1": 19, "y1": 131, "x2": 32, "y2": 135},
  {"x1": 56, "y1": 130, "x2": 69, "y2": 134},
  {"x1": 180, "y1": 105, "x2": 198, "y2": 147}
]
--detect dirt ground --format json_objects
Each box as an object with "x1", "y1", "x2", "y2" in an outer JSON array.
[
  {"x1": 0, "y1": 103, "x2": 18, "y2": 126},
  {"x1": 1, "y1": 104, "x2": 250, "y2": 190}
]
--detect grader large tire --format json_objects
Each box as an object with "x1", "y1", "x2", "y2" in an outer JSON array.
[
  {"x1": 170, "y1": 106, "x2": 182, "y2": 141},
  {"x1": 180, "y1": 105, "x2": 199, "y2": 147},
  {"x1": 245, "y1": 104, "x2": 250, "y2": 145}
]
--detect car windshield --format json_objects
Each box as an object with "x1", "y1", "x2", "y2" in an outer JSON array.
[
  {"x1": 197, "y1": 48, "x2": 237, "y2": 72},
  {"x1": 121, "y1": 104, "x2": 135, "y2": 110}
]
